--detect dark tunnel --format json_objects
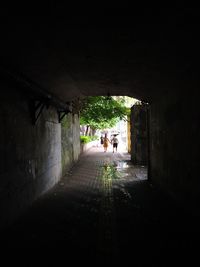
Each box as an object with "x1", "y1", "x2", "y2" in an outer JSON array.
[{"x1": 0, "y1": 6, "x2": 200, "y2": 265}]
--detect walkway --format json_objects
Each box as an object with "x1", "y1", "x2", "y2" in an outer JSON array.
[{"x1": 1, "y1": 146, "x2": 199, "y2": 266}]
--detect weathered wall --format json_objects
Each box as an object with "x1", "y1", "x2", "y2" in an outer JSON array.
[
  {"x1": 130, "y1": 104, "x2": 148, "y2": 165},
  {"x1": 61, "y1": 113, "x2": 80, "y2": 175},
  {"x1": 0, "y1": 84, "x2": 80, "y2": 228},
  {"x1": 149, "y1": 86, "x2": 200, "y2": 215},
  {"x1": 72, "y1": 114, "x2": 81, "y2": 162}
]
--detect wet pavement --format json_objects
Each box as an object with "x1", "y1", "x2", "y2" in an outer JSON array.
[{"x1": 1, "y1": 146, "x2": 200, "y2": 266}]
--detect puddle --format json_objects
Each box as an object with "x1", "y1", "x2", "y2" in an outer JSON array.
[
  {"x1": 115, "y1": 161, "x2": 130, "y2": 170},
  {"x1": 101, "y1": 163, "x2": 121, "y2": 180},
  {"x1": 100, "y1": 160, "x2": 147, "y2": 181},
  {"x1": 100, "y1": 160, "x2": 132, "y2": 181}
]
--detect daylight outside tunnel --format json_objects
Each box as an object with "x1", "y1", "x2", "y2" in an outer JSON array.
[{"x1": 79, "y1": 95, "x2": 149, "y2": 180}]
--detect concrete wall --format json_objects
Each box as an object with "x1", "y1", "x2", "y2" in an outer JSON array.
[
  {"x1": 149, "y1": 87, "x2": 200, "y2": 215},
  {"x1": 130, "y1": 104, "x2": 148, "y2": 165},
  {"x1": 61, "y1": 113, "x2": 80, "y2": 175},
  {"x1": 0, "y1": 84, "x2": 80, "y2": 228}
]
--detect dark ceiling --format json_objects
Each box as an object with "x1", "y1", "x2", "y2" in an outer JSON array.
[{"x1": 1, "y1": 7, "x2": 199, "y2": 102}]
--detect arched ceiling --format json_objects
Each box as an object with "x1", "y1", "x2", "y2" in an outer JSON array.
[{"x1": 1, "y1": 7, "x2": 199, "y2": 102}]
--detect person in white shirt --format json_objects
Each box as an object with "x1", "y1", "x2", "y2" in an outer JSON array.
[{"x1": 111, "y1": 134, "x2": 119, "y2": 153}]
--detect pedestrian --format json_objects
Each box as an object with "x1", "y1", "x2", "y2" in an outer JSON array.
[
  {"x1": 103, "y1": 133, "x2": 110, "y2": 152},
  {"x1": 100, "y1": 135, "x2": 104, "y2": 146},
  {"x1": 111, "y1": 134, "x2": 119, "y2": 153}
]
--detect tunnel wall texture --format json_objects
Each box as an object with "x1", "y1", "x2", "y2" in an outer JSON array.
[
  {"x1": 149, "y1": 84, "x2": 200, "y2": 215},
  {"x1": 0, "y1": 85, "x2": 80, "y2": 228},
  {"x1": 61, "y1": 113, "x2": 80, "y2": 175},
  {"x1": 130, "y1": 104, "x2": 148, "y2": 165}
]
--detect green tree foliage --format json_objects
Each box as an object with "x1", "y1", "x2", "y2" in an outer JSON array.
[{"x1": 80, "y1": 96, "x2": 129, "y2": 130}]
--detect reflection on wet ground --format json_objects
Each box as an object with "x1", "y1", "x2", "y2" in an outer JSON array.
[
  {"x1": 97, "y1": 156, "x2": 148, "y2": 261},
  {"x1": 101, "y1": 159, "x2": 147, "y2": 182},
  {"x1": 1, "y1": 147, "x2": 199, "y2": 266},
  {"x1": 101, "y1": 162, "x2": 121, "y2": 180}
]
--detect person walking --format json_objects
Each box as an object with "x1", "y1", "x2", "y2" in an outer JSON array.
[
  {"x1": 100, "y1": 135, "x2": 104, "y2": 146},
  {"x1": 111, "y1": 134, "x2": 119, "y2": 153},
  {"x1": 103, "y1": 133, "x2": 110, "y2": 152}
]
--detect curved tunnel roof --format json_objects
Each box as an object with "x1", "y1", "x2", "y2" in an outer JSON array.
[{"x1": 1, "y1": 7, "x2": 199, "y2": 102}]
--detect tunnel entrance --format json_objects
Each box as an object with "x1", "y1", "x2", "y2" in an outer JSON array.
[{"x1": 79, "y1": 95, "x2": 149, "y2": 181}]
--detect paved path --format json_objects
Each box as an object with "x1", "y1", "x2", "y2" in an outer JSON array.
[{"x1": 1, "y1": 147, "x2": 199, "y2": 266}]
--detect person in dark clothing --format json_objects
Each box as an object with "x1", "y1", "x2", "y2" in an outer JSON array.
[{"x1": 100, "y1": 135, "x2": 104, "y2": 145}]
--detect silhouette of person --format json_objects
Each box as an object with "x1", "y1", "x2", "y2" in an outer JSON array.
[
  {"x1": 103, "y1": 133, "x2": 110, "y2": 152},
  {"x1": 111, "y1": 134, "x2": 119, "y2": 153},
  {"x1": 100, "y1": 135, "x2": 104, "y2": 146}
]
